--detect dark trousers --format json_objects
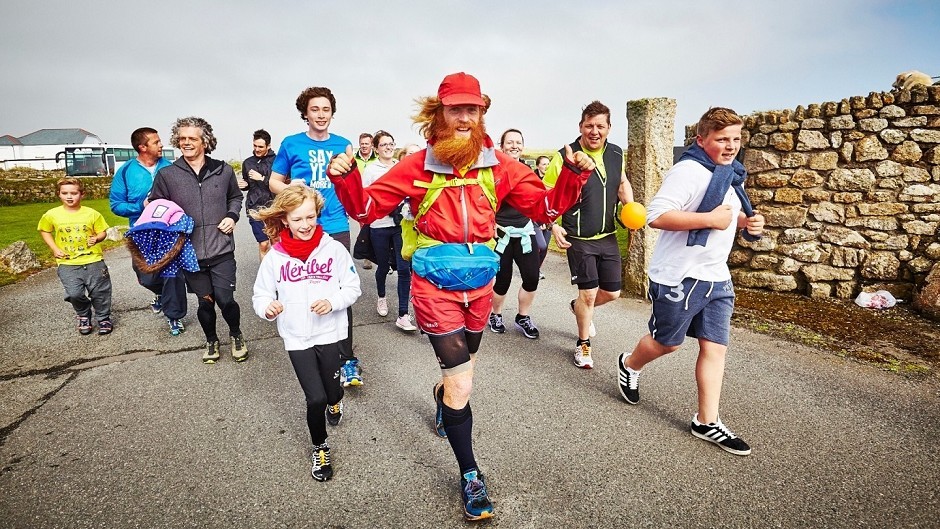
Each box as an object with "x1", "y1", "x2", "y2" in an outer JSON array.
[
  {"x1": 370, "y1": 225, "x2": 412, "y2": 316},
  {"x1": 134, "y1": 265, "x2": 188, "y2": 320},
  {"x1": 330, "y1": 231, "x2": 355, "y2": 361}
]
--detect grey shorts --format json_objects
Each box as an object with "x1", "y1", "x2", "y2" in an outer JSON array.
[{"x1": 648, "y1": 278, "x2": 735, "y2": 347}]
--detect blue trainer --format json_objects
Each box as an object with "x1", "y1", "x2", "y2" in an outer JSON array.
[
  {"x1": 342, "y1": 358, "x2": 362, "y2": 387},
  {"x1": 460, "y1": 469, "x2": 494, "y2": 521},
  {"x1": 150, "y1": 295, "x2": 163, "y2": 314},
  {"x1": 433, "y1": 382, "x2": 447, "y2": 438},
  {"x1": 168, "y1": 319, "x2": 185, "y2": 336}
]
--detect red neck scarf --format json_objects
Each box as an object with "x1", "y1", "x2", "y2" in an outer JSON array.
[{"x1": 278, "y1": 226, "x2": 324, "y2": 261}]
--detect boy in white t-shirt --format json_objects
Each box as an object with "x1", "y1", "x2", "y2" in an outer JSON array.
[{"x1": 617, "y1": 107, "x2": 765, "y2": 456}]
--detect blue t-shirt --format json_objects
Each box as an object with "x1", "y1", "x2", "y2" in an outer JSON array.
[{"x1": 272, "y1": 132, "x2": 352, "y2": 234}]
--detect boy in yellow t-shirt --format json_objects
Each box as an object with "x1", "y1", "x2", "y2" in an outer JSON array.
[{"x1": 38, "y1": 178, "x2": 114, "y2": 335}]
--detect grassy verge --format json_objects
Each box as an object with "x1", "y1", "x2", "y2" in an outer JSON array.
[{"x1": 0, "y1": 199, "x2": 128, "y2": 287}]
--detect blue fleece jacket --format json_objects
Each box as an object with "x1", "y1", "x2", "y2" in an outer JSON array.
[{"x1": 109, "y1": 158, "x2": 173, "y2": 226}]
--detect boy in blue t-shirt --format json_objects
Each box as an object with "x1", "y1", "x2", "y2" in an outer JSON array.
[
  {"x1": 269, "y1": 86, "x2": 352, "y2": 240},
  {"x1": 269, "y1": 86, "x2": 360, "y2": 386}
]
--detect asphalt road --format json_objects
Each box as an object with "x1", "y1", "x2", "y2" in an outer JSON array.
[{"x1": 1, "y1": 221, "x2": 939, "y2": 528}]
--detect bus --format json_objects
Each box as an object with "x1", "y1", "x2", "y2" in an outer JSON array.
[{"x1": 55, "y1": 145, "x2": 177, "y2": 176}]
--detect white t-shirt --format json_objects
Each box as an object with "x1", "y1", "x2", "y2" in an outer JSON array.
[
  {"x1": 361, "y1": 159, "x2": 397, "y2": 228},
  {"x1": 646, "y1": 160, "x2": 741, "y2": 286}
]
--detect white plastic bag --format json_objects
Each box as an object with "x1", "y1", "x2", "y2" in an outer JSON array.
[{"x1": 854, "y1": 290, "x2": 897, "y2": 309}]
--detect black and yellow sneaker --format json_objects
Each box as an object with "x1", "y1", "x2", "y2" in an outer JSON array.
[
  {"x1": 311, "y1": 443, "x2": 333, "y2": 481},
  {"x1": 231, "y1": 334, "x2": 248, "y2": 362},
  {"x1": 202, "y1": 340, "x2": 220, "y2": 364},
  {"x1": 326, "y1": 402, "x2": 343, "y2": 426}
]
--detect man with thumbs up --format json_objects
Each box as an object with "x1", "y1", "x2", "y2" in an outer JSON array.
[{"x1": 327, "y1": 72, "x2": 595, "y2": 522}]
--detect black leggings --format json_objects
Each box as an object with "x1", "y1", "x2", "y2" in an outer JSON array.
[
  {"x1": 493, "y1": 234, "x2": 541, "y2": 296},
  {"x1": 197, "y1": 287, "x2": 240, "y2": 343},
  {"x1": 288, "y1": 343, "x2": 345, "y2": 446}
]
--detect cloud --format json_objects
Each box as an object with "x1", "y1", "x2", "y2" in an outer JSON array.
[{"x1": 2, "y1": 0, "x2": 937, "y2": 160}]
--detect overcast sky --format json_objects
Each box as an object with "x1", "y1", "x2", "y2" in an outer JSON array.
[{"x1": 2, "y1": 0, "x2": 938, "y2": 161}]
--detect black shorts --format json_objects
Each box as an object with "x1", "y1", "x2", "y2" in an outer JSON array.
[
  {"x1": 249, "y1": 218, "x2": 268, "y2": 243},
  {"x1": 565, "y1": 233, "x2": 622, "y2": 291},
  {"x1": 184, "y1": 254, "x2": 237, "y2": 298}
]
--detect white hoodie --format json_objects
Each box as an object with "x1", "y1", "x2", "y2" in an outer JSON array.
[{"x1": 252, "y1": 233, "x2": 361, "y2": 350}]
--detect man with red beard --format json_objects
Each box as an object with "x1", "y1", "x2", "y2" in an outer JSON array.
[{"x1": 328, "y1": 72, "x2": 595, "y2": 521}]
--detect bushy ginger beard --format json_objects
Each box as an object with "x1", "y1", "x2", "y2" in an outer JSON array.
[{"x1": 429, "y1": 113, "x2": 487, "y2": 170}]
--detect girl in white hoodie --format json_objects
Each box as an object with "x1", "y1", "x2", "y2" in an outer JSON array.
[{"x1": 251, "y1": 186, "x2": 362, "y2": 481}]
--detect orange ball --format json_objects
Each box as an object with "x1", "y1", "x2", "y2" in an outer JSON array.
[{"x1": 620, "y1": 202, "x2": 647, "y2": 230}]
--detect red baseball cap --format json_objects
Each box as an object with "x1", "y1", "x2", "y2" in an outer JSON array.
[{"x1": 437, "y1": 72, "x2": 485, "y2": 107}]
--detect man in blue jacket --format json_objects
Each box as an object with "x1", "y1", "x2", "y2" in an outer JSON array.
[{"x1": 109, "y1": 127, "x2": 188, "y2": 336}]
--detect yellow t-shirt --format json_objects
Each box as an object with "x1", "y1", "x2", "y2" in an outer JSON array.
[{"x1": 37, "y1": 205, "x2": 109, "y2": 265}]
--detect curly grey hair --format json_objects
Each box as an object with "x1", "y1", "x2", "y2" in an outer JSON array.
[{"x1": 170, "y1": 116, "x2": 218, "y2": 154}]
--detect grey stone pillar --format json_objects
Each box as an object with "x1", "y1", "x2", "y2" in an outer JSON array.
[{"x1": 624, "y1": 98, "x2": 676, "y2": 298}]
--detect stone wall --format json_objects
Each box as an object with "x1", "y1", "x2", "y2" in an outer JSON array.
[
  {"x1": 685, "y1": 85, "x2": 940, "y2": 301},
  {"x1": 0, "y1": 170, "x2": 112, "y2": 205}
]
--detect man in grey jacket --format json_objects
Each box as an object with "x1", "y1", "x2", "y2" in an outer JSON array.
[{"x1": 150, "y1": 116, "x2": 249, "y2": 364}]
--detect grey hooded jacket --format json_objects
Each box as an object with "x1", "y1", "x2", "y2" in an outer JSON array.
[{"x1": 150, "y1": 156, "x2": 243, "y2": 262}]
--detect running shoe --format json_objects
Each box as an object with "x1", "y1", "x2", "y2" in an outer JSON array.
[
  {"x1": 573, "y1": 341, "x2": 594, "y2": 369},
  {"x1": 396, "y1": 314, "x2": 418, "y2": 332},
  {"x1": 97, "y1": 318, "x2": 113, "y2": 335},
  {"x1": 514, "y1": 314, "x2": 539, "y2": 339},
  {"x1": 202, "y1": 340, "x2": 221, "y2": 364},
  {"x1": 326, "y1": 402, "x2": 343, "y2": 426},
  {"x1": 231, "y1": 334, "x2": 248, "y2": 362},
  {"x1": 311, "y1": 443, "x2": 333, "y2": 481},
  {"x1": 690, "y1": 414, "x2": 752, "y2": 456},
  {"x1": 150, "y1": 295, "x2": 163, "y2": 314},
  {"x1": 617, "y1": 352, "x2": 640, "y2": 405},
  {"x1": 488, "y1": 313, "x2": 506, "y2": 334},
  {"x1": 168, "y1": 319, "x2": 185, "y2": 336},
  {"x1": 460, "y1": 469, "x2": 494, "y2": 521},
  {"x1": 77, "y1": 316, "x2": 93, "y2": 335},
  {"x1": 377, "y1": 298, "x2": 389, "y2": 317},
  {"x1": 569, "y1": 299, "x2": 597, "y2": 337},
  {"x1": 342, "y1": 359, "x2": 362, "y2": 387},
  {"x1": 432, "y1": 382, "x2": 447, "y2": 438}
]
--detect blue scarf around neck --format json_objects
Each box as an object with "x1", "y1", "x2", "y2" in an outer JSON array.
[{"x1": 678, "y1": 142, "x2": 759, "y2": 246}]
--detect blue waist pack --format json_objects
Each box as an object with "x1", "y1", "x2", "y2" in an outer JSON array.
[{"x1": 411, "y1": 243, "x2": 499, "y2": 291}]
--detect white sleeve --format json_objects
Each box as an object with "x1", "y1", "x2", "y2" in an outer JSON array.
[
  {"x1": 646, "y1": 160, "x2": 708, "y2": 224},
  {"x1": 252, "y1": 254, "x2": 279, "y2": 321}
]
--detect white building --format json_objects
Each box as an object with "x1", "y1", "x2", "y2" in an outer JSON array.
[{"x1": 0, "y1": 129, "x2": 104, "y2": 170}]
